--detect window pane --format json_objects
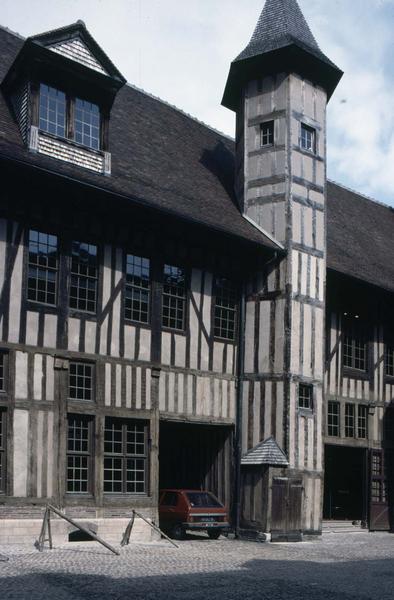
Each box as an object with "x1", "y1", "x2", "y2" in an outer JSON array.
[
  {"x1": 74, "y1": 98, "x2": 101, "y2": 150},
  {"x1": 298, "y1": 383, "x2": 313, "y2": 410},
  {"x1": 69, "y1": 241, "x2": 98, "y2": 313},
  {"x1": 345, "y1": 403, "x2": 355, "y2": 437},
  {"x1": 69, "y1": 362, "x2": 94, "y2": 401},
  {"x1": 328, "y1": 401, "x2": 340, "y2": 436},
  {"x1": 104, "y1": 418, "x2": 147, "y2": 494},
  {"x1": 28, "y1": 229, "x2": 58, "y2": 305},
  {"x1": 0, "y1": 353, "x2": 6, "y2": 392},
  {"x1": 125, "y1": 255, "x2": 150, "y2": 323},
  {"x1": 385, "y1": 345, "x2": 394, "y2": 377},
  {"x1": 358, "y1": 405, "x2": 368, "y2": 439},
  {"x1": 300, "y1": 124, "x2": 315, "y2": 153},
  {"x1": 66, "y1": 415, "x2": 92, "y2": 494},
  {"x1": 0, "y1": 410, "x2": 5, "y2": 493},
  {"x1": 162, "y1": 265, "x2": 186, "y2": 330},
  {"x1": 214, "y1": 277, "x2": 237, "y2": 341},
  {"x1": 39, "y1": 84, "x2": 66, "y2": 137},
  {"x1": 260, "y1": 121, "x2": 274, "y2": 146}
]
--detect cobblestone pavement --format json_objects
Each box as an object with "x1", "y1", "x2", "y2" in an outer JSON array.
[{"x1": 1, "y1": 532, "x2": 394, "y2": 599}]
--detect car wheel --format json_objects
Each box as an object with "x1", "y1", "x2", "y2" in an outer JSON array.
[
  {"x1": 207, "y1": 529, "x2": 221, "y2": 540},
  {"x1": 171, "y1": 523, "x2": 186, "y2": 540}
]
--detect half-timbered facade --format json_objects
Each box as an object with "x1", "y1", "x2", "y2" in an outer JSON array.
[{"x1": 0, "y1": 0, "x2": 394, "y2": 545}]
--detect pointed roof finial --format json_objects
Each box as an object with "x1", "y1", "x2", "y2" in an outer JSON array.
[{"x1": 222, "y1": 0, "x2": 343, "y2": 111}]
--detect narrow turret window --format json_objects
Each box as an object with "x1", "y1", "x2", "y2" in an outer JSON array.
[{"x1": 300, "y1": 123, "x2": 316, "y2": 153}]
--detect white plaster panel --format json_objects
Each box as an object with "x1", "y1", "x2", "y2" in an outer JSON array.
[
  {"x1": 161, "y1": 332, "x2": 171, "y2": 366},
  {"x1": 33, "y1": 354, "x2": 43, "y2": 400},
  {"x1": 138, "y1": 328, "x2": 151, "y2": 362},
  {"x1": 124, "y1": 325, "x2": 136, "y2": 360},
  {"x1": 15, "y1": 351, "x2": 28, "y2": 399},
  {"x1": 85, "y1": 321, "x2": 96, "y2": 355},
  {"x1": 46, "y1": 355, "x2": 54, "y2": 401},
  {"x1": 26, "y1": 311, "x2": 39, "y2": 347},
  {"x1": 8, "y1": 226, "x2": 23, "y2": 343},
  {"x1": 175, "y1": 334, "x2": 186, "y2": 368},
  {"x1": 13, "y1": 410, "x2": 29, "y2": 496},
  {"x1": 68, "y1": 318, "x2": 80, "y2": 352},
  {"x1": 105, "y1": 363, "x2": 111, "y2": 406},
  {"x1": 43, "y1": 314, "x2": 57, "y2": 349}
]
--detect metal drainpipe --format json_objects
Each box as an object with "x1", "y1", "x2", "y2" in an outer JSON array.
[{"x1": 234, "y1": 280, "x2": 246, "y2": 537}]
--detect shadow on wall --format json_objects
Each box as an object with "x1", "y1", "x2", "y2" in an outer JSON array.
[{"x1": 2, "y1": 555, "x2": 394, "y2": 599}]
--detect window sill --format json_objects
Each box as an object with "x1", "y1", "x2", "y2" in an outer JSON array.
[
  {"x1": 342, "y1": 367, "x2": 370, "y2": 381},
  {"x1": 298, "y1": 408, "x2": 314, "y2": 418}
]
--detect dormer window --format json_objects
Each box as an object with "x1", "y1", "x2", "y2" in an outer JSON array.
[
  {"x1": 39, "y1": 84, "x2": 101, "y2": 151},
  {"x1": 2, "y1": 21, "x2": 126, "y2": 176}
]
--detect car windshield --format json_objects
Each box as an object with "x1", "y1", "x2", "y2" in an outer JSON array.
[{"x1": 186, "y1": 492, "x2": 222, "y2": 508}]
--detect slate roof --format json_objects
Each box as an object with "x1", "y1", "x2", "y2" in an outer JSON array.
[
  {"x1": 236, "y1": 0, "x2": 338, "y2": 70},
  {"x1": 0, "y1": 25, "x2": 279, "y2": 251},
  {"x1": 327, "y1": 181, "x2": 394, "y2": 294},
  {"x1": 241, "y1": 436, "x2": 289, "y2": 466},
  {"x1": 0, "y1": 25, "x2": 393, "y2": 294}
]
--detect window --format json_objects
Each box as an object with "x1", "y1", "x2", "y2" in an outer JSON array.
[
  {"x1": 260, "y1": 121, "x2": 274, "y2": 147},
  {"x1": 0, "y1": 352, "x2": 7, "y2": 393},
  {"x1": 358, "y1": 405, "x2": 368, "y2": 439},
  {"x1": 160, "y1": 491, "x2": 178, "y2": 506},
  {"x1": 74, "y1": 98, "x2": 100, "y2": 150},
  {"x1": 385, "y1": 344, "x2": 394, "y2": 377},
  {"x1": 70, "y1": 241, "x2": 98, "y2": 313},
  {"x1": 343, "y1": 319, "x2": 367, "y2": 371},
  {"x1": 67, "y1": 414, "x2": 94, "y2": 494},
  {"x1": 28, "y1": 230, "x2": 58, "y2": 305},
  {"x1": 300, "y1": 123, "x2": 316, "y2": 153},
  {"x1": 69, "y1": 362, "x2": 94, "y2": 401},
  {"x1": 39, "y1": 84, "x2": 101, "y2": 150},
  {"x1": 298, "y1": 383, "x2": 313, "y2": 410},
  {"x1": 214, "y1": 277, "x2": 237, "y2": 340},
  {"x1": 39, "y1": 84, "x2": 66, "y2": 137},
  {"x1": 0, "y1": 410, "x2": 6, "y2": 494},
  {"x1": 345, "y1": 403, "x2": 355, "y2": 437},
  {"x1": 162, "y1": 265, "x2": 186, "y2": 330},
  {"x1": 104, "y1": 418, "x2": 148, "y2": 494},
  {"x1": 125, "y1": 255, "x2": 150, "y2": 323},
  {"x1": 328, "y1": 401, "x2": 340, "y2": 436}
]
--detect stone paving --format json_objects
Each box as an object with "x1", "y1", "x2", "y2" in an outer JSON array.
[{"x1": 1, "y1": 531, "x2": 394, "y2": 599}]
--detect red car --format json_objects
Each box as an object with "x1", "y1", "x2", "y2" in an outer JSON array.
[{"x1": 159, "y1": 489, "x2": 230, "y2": 540}]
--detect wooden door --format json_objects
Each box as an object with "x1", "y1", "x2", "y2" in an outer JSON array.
[
  {"x1": 271, "y1": 477, "x2": 303, "y2": 541},
  {"x1": 369, "y1": 450, "x2": 390, "y2": 531}
]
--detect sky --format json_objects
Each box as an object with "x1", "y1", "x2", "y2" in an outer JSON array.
[{"x1": 2, "y1": 0, "x2": 394, "y2": 206}]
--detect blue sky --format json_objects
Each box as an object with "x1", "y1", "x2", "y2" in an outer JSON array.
[{"x1": 2, "y1": 0, "x2": 394, "y2": 206}]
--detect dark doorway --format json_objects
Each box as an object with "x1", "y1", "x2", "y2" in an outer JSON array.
[
  {"x1": 323, "y1": 444, "x2": 367, "y2": 520},
  {"x1": 159, "y1": 421, "x2": 233, "y2": 510}
]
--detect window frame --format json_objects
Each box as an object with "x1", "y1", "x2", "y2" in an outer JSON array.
[
  {"x1": 260, "y1": 120, "x2": 274, "y2": 147},
  {"x1": 68, "y1": 361, "x2": 95, "y2": 402},
  {"x1": 0, "y1": 408, "x2": 6, "y2": 494},
  {"x1": 0, "y1": 351, "x2": 8, "y2": 395},
  {"x1": 298, "y1": 383, "x2": 313, "y2": 411},
  {"x1": 162, "y1": 264, "x2": 187, "y2": 332},
  {"x1": 342, "y1": 317, "x2": 368, "y2": 375},
  {"x1": 69, "y1": 240, "x2": 99, "y2": 314},
  {"x1": 385, "y1": 343, "x2": 394, "y2": 379},
  {"x1": 345, "y1": 403, "x2": 355, "y2": 438},
  {"x1": 327, "y1": 401, "x2": 340, "y2": 437},
  {"x1": 27, "y1": 228, "x2": 59, "y2": 307},
  {"x1": 103, "y1": 417, "x2": 149, "y2": 496},
  {"x1": 66, "y1": 413, "x2": 94, "y2": 495},
  {"x1": 213, "y1": 277, "x2": 238, "y2": 342},
  {"x1": 37, "y1": 82, "x2": 103, "y2": 152},
  {"x1": 358, "y1": 404, "x2": 368, "y2": 439},
  {"x1": 300, "y1": 123, "x2": 316, "y2": 154},
  {"x1": 124, "y1": 253, "x2": 151, "y2": 325}
]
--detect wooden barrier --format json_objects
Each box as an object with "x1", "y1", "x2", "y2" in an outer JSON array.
[{"x1": 35, "y1": 505, "x2": 120, "y2": 555}]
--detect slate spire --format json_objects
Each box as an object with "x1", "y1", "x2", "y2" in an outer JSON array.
[
  {"x1": 222, "y1": 0, "x2": 342, "y2": 110},
  {"x1": 238, "y1": 0, "x2": 319, "y2": 61}
]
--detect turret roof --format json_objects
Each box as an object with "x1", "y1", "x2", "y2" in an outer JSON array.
[{"x1": 236, "y1": 0, "x2": 324, "y2": 62}]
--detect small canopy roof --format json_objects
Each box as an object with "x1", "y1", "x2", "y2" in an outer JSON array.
[{"x1": 241, "y1": 436, "x2": 289, "y2": 467}]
